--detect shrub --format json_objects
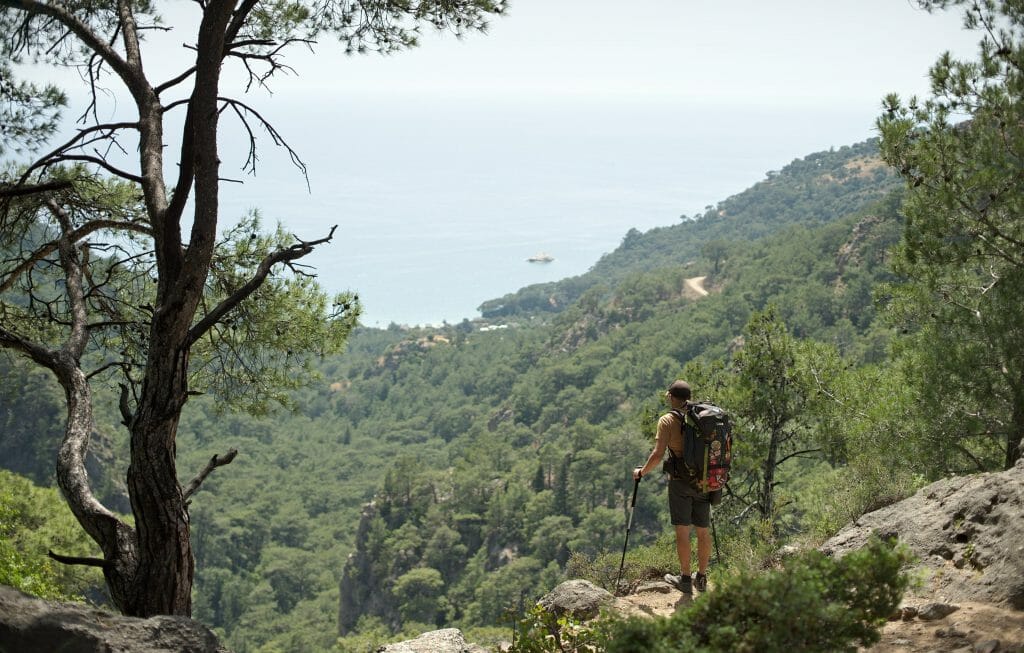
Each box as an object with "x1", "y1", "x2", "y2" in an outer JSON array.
[
  {"x1": 799, "y1": 465, "x2": 925, "y2": 540},
  {"x1": 0, "y1": 470, "x2": 105, "y2": 602},
  {"x1": 605, "y1": 537, "x2": 911, "y2": 653},
  {"x1": 565, "y1": 531, "x2": 679, "y2": 593}
]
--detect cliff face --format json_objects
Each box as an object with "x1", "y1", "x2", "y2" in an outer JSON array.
[{"x1": 337, "y1": 501, "x2": 396, "y2": 635}]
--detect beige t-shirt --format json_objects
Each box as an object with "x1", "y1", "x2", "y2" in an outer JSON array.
[{"x1": 657, "y1": 410, "x2": 685, "y2": 458}]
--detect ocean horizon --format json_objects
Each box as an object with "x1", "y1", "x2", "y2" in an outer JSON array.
[{"x1": 217, "y1": 97, "x2": 883, "y2": 327}]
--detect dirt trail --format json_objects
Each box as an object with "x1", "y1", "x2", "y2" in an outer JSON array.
[{"x1": 684, "y1": 276, "x2": 709, "y2": 297}]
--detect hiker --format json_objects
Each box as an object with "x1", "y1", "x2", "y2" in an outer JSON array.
[{"x1": 632, "y1": 379, "x2": 711, "y2": 595}]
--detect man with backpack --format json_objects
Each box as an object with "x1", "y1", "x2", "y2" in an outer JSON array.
[{"x1": 633, "y1": 380, "x2": 712, "y2": 595}]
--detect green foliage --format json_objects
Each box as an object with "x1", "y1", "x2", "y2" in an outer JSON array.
[
  {"x1": 0, "y1": 354, "x2": 65, "y2": 484},
  {"x1": 878, "y1": 0, "x2": 1024, "y2": 470},
  {"x1": 605, "y1": 538, "x2": 912, "y2": 653},
  {"x1": 0, "y1": 62, "x2": 67, "y2": 157},
  {"x1": 393, "y1": 567, "x2": 447, "y2": 625},
  {"x1": 798, "y1": 464, "x2": 926, "y2": 542},
  {"x1": 510, "y1": 604, "x2": 611, "y2": 653},
  {"x1": 335, "y1": 615, "x2": 402, "y2": 653},
  {"x1": 193, "y1": 214, "x2": 362, "y2": 414},
  {"x1": 174, "y1": 148, "x2": 913, "y2": 648},
  {"x1": 0, "y1": 470, "x2": 105, "y2": 601}
]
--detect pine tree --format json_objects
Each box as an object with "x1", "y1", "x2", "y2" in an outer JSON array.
[{"x1": 878, "y1": 0, "x2": 1024, "y2": 470}]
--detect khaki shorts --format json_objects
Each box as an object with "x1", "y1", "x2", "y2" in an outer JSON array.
[{"x1": 668, "y1": 479, "x2": 711, "y2": 528}]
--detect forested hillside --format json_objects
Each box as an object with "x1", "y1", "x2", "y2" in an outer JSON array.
[
  {"x1": 6, "y1": 2, "x2": 1024, "y2": 652},
  {"x1": 478, "y1": 139, "x2": 899, "y2": 319},
  {"x1": 6, "y1": 121, "x2": 1020, "y2": 651},
  {"x1": 2, "y1": 137, "x2": 919, "y2": 651}
]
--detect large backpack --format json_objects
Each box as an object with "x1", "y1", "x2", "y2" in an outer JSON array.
[{"x1": 668, "y1": 401, "x2": 733, "y2": 493}]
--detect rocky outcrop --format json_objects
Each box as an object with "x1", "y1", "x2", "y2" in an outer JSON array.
[
  {"x1": 338, "y1": 500, "x2": 397, "y2": 635},
  {"x1": 377, "y1": 628, "x2": 488, "y2": 653},
  {"x1": 537, "y1": 579, "x2": 658, "y2": 622},
  {"x1": 821, "y1": 458, "x2": 1024, "y2": 608},
  {"x1": 537, "y1": 579, "x2": 615, "y2": 621},
  {"x1": 0, "y1": 585, "x2": 229, "y2": 653}
]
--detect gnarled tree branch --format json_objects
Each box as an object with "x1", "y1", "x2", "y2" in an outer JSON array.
[
  {"x1": 48, "y1": 550, "x2": 107, "y2": 568},
  {"x1": 187, "y1": 226, "x2": 336, "y2": 345},
  {"x1": 182, "y1": 449, "x2": 238, "y2": 502}
]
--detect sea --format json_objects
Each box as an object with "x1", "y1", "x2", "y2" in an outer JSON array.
[{"x1": 211, "y1": 96, "x2": 884, "y2": 328}]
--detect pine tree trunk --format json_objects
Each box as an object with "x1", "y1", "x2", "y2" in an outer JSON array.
[
  {"x1": 761, "y1": 426, "x2": 779, "y2": 521},
  {"x1": 123, "y1": 334, "x2": 195, "y2": 616}
]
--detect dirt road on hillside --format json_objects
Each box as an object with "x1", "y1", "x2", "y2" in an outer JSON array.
[{"x1": 685, "y1": 276, "x2": 709, "y2": 297}]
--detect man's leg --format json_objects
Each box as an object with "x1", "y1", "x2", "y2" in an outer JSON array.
[
  {"x1": 695, "y1": 526, "x2": 711, "y2": 574},
  {"x1": 674, "y1": 524, "x2": 692, "y2": 575}
]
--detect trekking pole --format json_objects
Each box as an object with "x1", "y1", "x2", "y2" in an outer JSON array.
[
  {"x1": 711, "y1": 509, "x2": 722, "y2": 565},
  {"x1": 615, "y1": 470, "x2": 642, "y2": 593}
]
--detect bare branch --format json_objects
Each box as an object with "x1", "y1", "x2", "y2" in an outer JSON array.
[
  {"x1": 0, "y1": 325, "x2": 58, "y2": 371},
  {"x1": 48, "y1": 550, "x2": 107, "y2": 568},
  {"x1": 44, "y1": 154, "x2": 144, "y2": 185},
  {"x1": 187, "y1": 226, "x2": 336, "y2": 345},
  {"x1": 226, "y1": 37, "x2": 309, "y2": 93},
  {"x1": 6, "y1": 0, "x2": 145, "y2": 100},
  {"x1": 225, "y1": 0, "x2": 260, "y2": 45},
  {"x1": 952, "y1": 441, "x2": 986, "y2": 473},
  {"x1": 775, "y1": 448, "x2": 822, "y2": 467},
  {"x1": 0, "y1": 179, "x2": 73, "y2": 199},
  {"x1": 15, "y1": 122, "x2": 138, "y2": 185},
  {"x1": 85, "y1": 360, "x2": 126, "y2": 380},
  {"x1": 155, "y1": 65, "x2": 197, "y2": 96},
  {"x1": 182, "y1": 449, "x2": 238, "y2": 502},
  {"x1": 220, "y1": 97, "x2": 308, "y2": 182},
  {"x1": 731, "y1": 501, "x2": 760, "y2": 525},
  {"x1": 807, "y1": 363, "x2": 871, "y2": 420}
]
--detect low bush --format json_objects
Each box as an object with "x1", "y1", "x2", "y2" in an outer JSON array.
[{"x1": 605, "y1": 537, "x2": 911, "y2": 653}]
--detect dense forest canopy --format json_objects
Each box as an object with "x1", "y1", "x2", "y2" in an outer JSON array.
[{"x1": 2, "y1": 1, "x2": 1023, "y2": 652}]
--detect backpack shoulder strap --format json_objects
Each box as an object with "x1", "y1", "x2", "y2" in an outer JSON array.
[{"x1": 667, "y1": 408, "x2": 693, "y2": 457}]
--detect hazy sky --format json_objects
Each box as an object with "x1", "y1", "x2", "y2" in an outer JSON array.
[
  {"x1": 259, "y1": 1, "x2": 978, "y2": 106},
  {"x1": 20, "y1": 1, "x2": 986, "y2": 325}
]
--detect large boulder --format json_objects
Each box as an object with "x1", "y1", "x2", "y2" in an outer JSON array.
[
  {"x1": 0, "y1": 585, "x2": 229, "y2": 653},
  {"x1": 537, "y1": 579, "x2": 616, "y2": 621},
  {"x1": 377, "y1": 628, "x2": 488, "y2": 652},
  {"x1": 820, "y1": 458, "x2": 1024, "y2": 608}
]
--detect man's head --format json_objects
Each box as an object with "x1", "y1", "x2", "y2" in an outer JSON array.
[{"x1": 666, "y1": 379, "x2": 691, "y2": 402}]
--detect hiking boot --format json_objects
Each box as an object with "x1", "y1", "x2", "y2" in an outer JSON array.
[
  {"x1": 693, "y1": 571, "x2": 708, "y2": 592},
  {"x1": 664, "y1": 573, "x2": 692, "y2": 595}
]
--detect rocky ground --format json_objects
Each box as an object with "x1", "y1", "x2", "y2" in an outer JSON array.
[
  {"x1": 615, "y1": 581, "x2": 1024, "y2": 653},
  {"x1": 869, "y1": 600, "x2": 1024, "y2": 652},
  {"x1": 612, "y1": 457, "x2": 1024, "y2": 652}
]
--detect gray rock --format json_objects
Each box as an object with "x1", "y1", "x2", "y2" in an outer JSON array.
[
  {"x1": 377, "y1": 628, "x2": 473, "y2": 653},
  {"x1": 973, "y1": 640, "x2": 1000, "y2": 653},
  {"x1": 820, "y1": 460, "x2": 1024, "y2": 608},
  {"x1": 0, "y1": 585, "x2": 229, "y2": 653},
  {"x1": 918, "y1": 602, "x2": 961, "y2": 621},
  {"x1": 537, "y1": 579, "x2": 615, "y2": 621}
]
